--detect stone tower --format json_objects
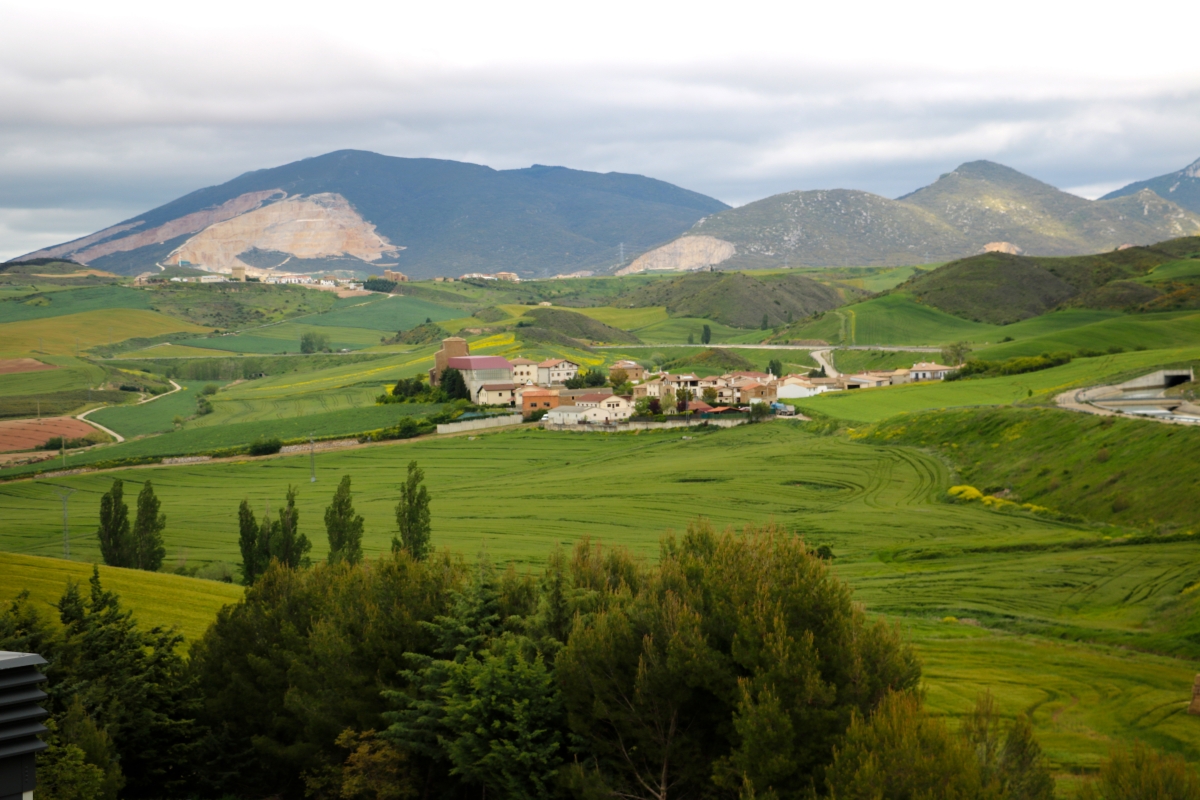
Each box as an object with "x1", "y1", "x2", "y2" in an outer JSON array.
[{"x1": 430, "y1": 337, "x2": 469, "y2": 385}]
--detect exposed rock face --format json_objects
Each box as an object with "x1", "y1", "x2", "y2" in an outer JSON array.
[
  {"x1": 982, "y1": 241, "x2": 1023, "y2": 254},
  {"x1": 163, "y1": 193, "x2": 401, "y2": 273},
  {"x1": 24, "y1": 190, "x2": 285, "y2": 264},
  {"x1": 618, "y1": 235, "x2": 735, "y2": 275}
]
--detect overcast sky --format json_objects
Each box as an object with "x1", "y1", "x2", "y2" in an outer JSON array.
[{"x1": 2, "y1": 0, "x2": 1199, "y2": 260}]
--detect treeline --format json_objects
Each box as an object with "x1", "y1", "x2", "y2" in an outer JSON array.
[
  {"x1": 5, "y1": 524, "x2": 1200, "y2": 798},
  {"x1": 947, "y1": 352, "x2": 1074, "y2": 381}
]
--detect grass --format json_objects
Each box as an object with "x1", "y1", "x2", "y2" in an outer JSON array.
[
  {"x1": 116, "y1": 343, "x2": 251, "y2": 358},
  {"x1": 831, "y1": 350, "x2": 935, "y2": 374},
  {"x1": 304, "y1": 294, "x2": 461, "y2": 332},
  {"x1": 785, "y1": 294, "x2": 1000, "y2": 346},
  {"x1": 561, "y1": 305, "x2": 670, "y2": 330},
  {"x1": 790, "y1": 346, "x2": 1200, "y2": 422},
  {"x1": 631, "y1": 317, "x2": 767, "y2": 344},
  {"x1": 3, "y1": 422, "x2": 1198, "y2": 769},
  {"x1": 0, "y1": 356, "x2": 106, "y2": 397},
  {"x1": 89, "y1": 382, "x2": 216, "y2": 438},
  {"x1": 0, "y1": 309, "x2": 211, "y2": 356},
  {"x1": 0, "y1": 552, "x2": 241, "y2": 644},
  {"x1": 0, "y1": 285, "x2": 153, "y2": 324},
  {"x1": 192, "y1": 322, "x2": 388, "y2": 354},
  {"x1": 188, "y1": 385, "x2": 384, "y2": 429},
  {"x1": 975, "y1": 311, "x2": 1200, "y2": 360}
]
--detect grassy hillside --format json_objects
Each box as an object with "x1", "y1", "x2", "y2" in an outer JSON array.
[
  {"x1": 522, "y1": 307, "x2": 641, "y2": 344},
  {"x1": 831, "y1": 349, "x2": 935, "y2": 374},
  {"x1": 0, "y1": 552, "x2": 241, "y2": 644},
  {"x1": 862, "y1": 406, "x2": 1200, "y2": 534},
  {"x1": 0, "y1": 284, "x2": 152, "y2": 323},
  {"x1": 778, "y1": 293, "x2": 1000, "y2": 346},
  {"x1": 304, "y1": 294, "x2": 461, "y2": 332},
  {"x1": 975, "y1": 311, "x2": 1200, "y2": 359},
  {"x1": 619, "y1": 271, "x2": 852, "y2": 328},
  {"x1": 147, "y1": 282, "x2": 341, "y2": 328},
  {"x1": 0, "y1": 309, "x2": 210, "y2": 356}
]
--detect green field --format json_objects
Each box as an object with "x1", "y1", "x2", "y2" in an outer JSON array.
[
  {"x1": 0, "y1": 284, "x2": 153, "y2": 323},
  {"x1": 792, "y1": 346, "x2": 1200, "y2": 422},
  {"x1": 0, "y1": 309, "x2": 211, "y2": 356},
  {"x1": 2, "y1": 422, "x2": 1198, "y2": 770},
  {"x1": 0, "y1": 356, "x2": 106, "y2": 396},
  {"x1": 975, "y1": 311, "x2": 1200, "y2": 359},
  {"x1": 188, "y1": 384, "x2": 385, "y2": 428},
  {"x1": 787, "y1": 294, "x2": 1000, "y2": 346},
  {"x1": 0, "y1": 552, "x2": 242, "y2": 644},
  {"x1": 303, "y1": 294, "x2": 461, "y2": 331},
  {"x1": 193, "y1": 321, "x2": 388, "y2": 354},
  {"x1": 88, "y1": 382, "x2": 216, "y2": 437},
  {"x1": 830, "y1": 349, "x2": 934, "y2": 374}
]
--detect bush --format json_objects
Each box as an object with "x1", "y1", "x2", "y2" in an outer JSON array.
[
  {"x1": 1076, "y1": 742, "x2": 1200, "y2": 799},
  {"x1": 300, "y1": 332, "x2": 331, "y2": 353},
  {"x1": 363, "y1": 278, "x2": 398, "y2": 293},
  {"x1": 953, "y1": 352, "x2": 1073, "y2": 380},
  {"x1": 248, "y1": 437, "x2": 283, "y2": 456},
  {"x1": 201, "y1": 384, "x2": 219, "y2": 396}
]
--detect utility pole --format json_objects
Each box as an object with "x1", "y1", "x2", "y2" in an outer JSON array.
[
  {"x1": 309, "y1": 434, "x2": 316, "y2": 483},
  {"x1": 51, "y1": 487, "x2": 77, "y2": 558}
]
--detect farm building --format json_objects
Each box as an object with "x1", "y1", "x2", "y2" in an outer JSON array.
[
  {"x1": 609, "y1": 360, "x2": 646, "y2": 382},
  {"x1": 446, "y1": 356, "x2": 514, "y2": 398},
  {"x1": 521, "y1": 387, "x2": 559, "y2": 416},
  {"x1": 538, "y1": 358, "x2": 579, "y2": 385},
  {"x1": 545, "y1": 405, "x2": 586, "y2": 425},
  {"x1": 911, "y1": 362, "x2": 956, "y2": 381},
  {"x1": 477, "y1": 383, "x2": 517, "y2": 407}
]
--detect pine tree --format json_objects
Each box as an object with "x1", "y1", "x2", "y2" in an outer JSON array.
[
  {"x1": 325, "y1": 475, "x2": 364, "y2": 566},
  {"x1": 237, "y1": 500, "x2": 260, "y2": 586},
  {"x1": 440, "y1": 367, "x2": 470, "y2": 401},
  {"x1": 132, "y1": 481, "x2": 166, "y2": 571},
  {"x1": 96, "y1": 479, "x2": 133, "y2": 568},
  {"x1": 394, "y1": 461, "x2": 431, "y2": 559}
]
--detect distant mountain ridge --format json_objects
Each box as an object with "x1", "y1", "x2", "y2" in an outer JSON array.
[
  {"x1": 625, "y1": 160, "x2": 1200, "y2": 272},
  {"x1": 17, "y1": 150, "x2": 729, "y2": 278},
  {"x1": 1102, "y1": 157, "x2": 1200, "y2": 214}
]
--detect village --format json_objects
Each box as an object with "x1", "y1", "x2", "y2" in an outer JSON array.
[{"x1": 426, "y1": 336, "x2": 957, "y2": 426}]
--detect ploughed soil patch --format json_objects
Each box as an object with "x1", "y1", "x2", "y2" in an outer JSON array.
[
  {"x1": 0, "y1": 358, "x2": 57, "y2": 375},
  {"x1": 0, "y1": 417, "x2": 96, "y2": 452}
]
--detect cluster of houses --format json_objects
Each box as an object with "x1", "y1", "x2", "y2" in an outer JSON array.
[{"x1": 425, "y1": 337, "x2": 956, "y2": 425}]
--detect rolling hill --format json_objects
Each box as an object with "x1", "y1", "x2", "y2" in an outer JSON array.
[
  {"x1": 625, "y1": 161, "x2": 1200, "y2": 271},
  {"x1": 1103, "y1": 156, "x2": 1200, "y2": 214},
  {"x1": 16, "y1": 150, "x2": 729, "y2": 279}
]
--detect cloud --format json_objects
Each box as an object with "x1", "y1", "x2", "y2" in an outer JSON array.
[{"x1": 2, "y1": 0, "x2": 1200, "y2": 256}]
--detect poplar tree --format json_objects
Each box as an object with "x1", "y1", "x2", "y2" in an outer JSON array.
[
  {"x1": 96, "y1": 479, "x2": 133, "y2": 568},
  {"x1": 132, "y1": 481, "x2": 166, "y2": 571},
  {"x1": 701, "y1": 323, "x2": 711, "y2": 344},
  {"x1": 325, "y1": 475, "x2": 364, "y2": 566},
  {"x1": 269, "y1": 486, "x2": 311, "y2": 569},
  {"x1": 237, "y1": 500, "x2": 261, "y2": 586},
  {"x1": 394, "y1": 461, "x2": 431, "y2": 559}
]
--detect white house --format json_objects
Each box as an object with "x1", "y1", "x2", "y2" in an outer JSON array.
[
  {"x1": 510, "y1": 357, "x2": 538, "y2": 384},
  {"x1": 538, "y1": 358, "x2": 580, "y2": 385},
  {"x1": 911, "y1": 362, "x2": 956, "y2": 381},
  {"x1": 583, "y1": 395, "x2": 634, "y2": 423},
  {"x1": 776, "y1": 377, "x2": 830, "y2": 399},
  {"x1": 545, "y1": 405, "x2": 587, "y2": 424}
]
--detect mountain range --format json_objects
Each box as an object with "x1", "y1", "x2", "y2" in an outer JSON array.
[
  {"x1": 17, "y1": 152, "x2": 1200, "y2": 278},
  {"x1": 624, "y1": 160, "x2": 1200, "y2": 273},
  {"x1": 16, "y1": 151, "x2": 728, "y2": 279}
]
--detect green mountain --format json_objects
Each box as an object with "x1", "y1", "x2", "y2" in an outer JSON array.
[
  {"x1": 625, "y1": 161, "x2": 1200, "y2": 271},
  {"x1": 522, "y1": 307, "x2": 641, "y2": 344},
  {"x1": 1101, "y1": 156, "x2": 1200, "y2": 214},
  {"x1": 16, "y1": 150, "x2": 728, "y2": 279},
  {"x1": 903, "y1": 236, "x2": 1200, "y2": 324}
]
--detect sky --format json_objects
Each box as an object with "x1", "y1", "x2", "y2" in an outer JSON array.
[{"x1": 2, "y1": 0, "x2": 1200, "y2": 260}]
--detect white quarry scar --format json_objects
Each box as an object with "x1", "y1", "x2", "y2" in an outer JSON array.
[{"x1": 164, "y1": 192, "x2": 402, "y2": 272}]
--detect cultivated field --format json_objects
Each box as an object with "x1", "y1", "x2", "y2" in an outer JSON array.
[
  {"x1": 0, "y1": 416, "x2": 99, "y2": 452},
  {"x1": 0, "y1": 309, "x2": 210, "y2": 355}
]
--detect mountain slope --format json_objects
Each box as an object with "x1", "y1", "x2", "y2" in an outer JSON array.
[
  {"x1": 1101, "y1": 157, "x2": 1200, "y2": 214},
  {"x1": 17, "y1": 151, "x2": 729, "y2": 279},
  {"x1": 624, "y1": 161, "x2": 1200, "y2": 272}
]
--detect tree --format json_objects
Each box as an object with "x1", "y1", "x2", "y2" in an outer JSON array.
[
  {"x1": 609, "y1": 368, "x2": 629, "y2": 388},
  {"x1": 701, "y1": 324, "x2": 711, "y2": 344},
  {"x1": 583, "y1": 368, "x2": 607, "y2": 388},
  {"x1": 648, "y1": 397, "x2": 662, "y2": 415},
  {"x1": 942, "y1": 341, "x2": 971, "y2": 366},
  {"x1": 687, "y1": 331, "x2": 694, "y2": 344},
  {"x1": 237, "y1": 500, "x2": 262, "y2": 586},
  {"x1": 702, "y1": 386, "x2": 719, "y2": 405},
  {"x1": 131, "y1": 481, "x2": 166, "y2": 571},
  {"x1": 301, "y1": 331, "x2": 331, "y2": 353},
  {"x1": 394, "y1": 461, "x2": 431, "y2": 559},
  {"x1": 768, "y1": 358, "x2": 784, "y2": 377},
  {"x1": 269, "y1": 486, "x2": 311, "y2": 569},
  {"x1": 634, "y1": 397, "x2": 654, "y2": 416},
  {"x1": 675, "y1": 386, "x2": 690, "y2": 413},
  {"x1": 440, "y1": 367, "x2": 470, "y2": 400},
  {"x1": 1076, "y1": 741, "x2": 1200, "y2": 800},
  {"x1": 96, "y1": 480, "x2": 133, "y2": 568},
  {"x1": 326, "y1": 475, "x2": 365, "y2": 566},
  {"x1": 761, "y1": 312, "x2": 770, "y2": 330}
]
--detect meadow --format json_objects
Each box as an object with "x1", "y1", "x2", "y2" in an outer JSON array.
[
  {"x1": 0, "y1": 309, "x2": 210, "y2": 355},
  {"x1": 195, "y1": 321, "x2": 388, "y2": 353},
  {"x1": 830, "y1": 349, "x2": 934, "y2": 374},
  {"x1": 302, "y1": 293, "x2": 461, "y2": 331},
  {"x1": 2, "y1": 422, "x2": 1198, "y2": 770},
  {"x1": 89, "y1": 381, "x2": 218, "y2": 437},
  {"x1": 0, "y1": 284, "x2": 152, "y2": 323},
  {"x1": 788, "y1": 293, "x2": 1000, "y2": 346},
  {"x1": 0, "y1": 356, "x2": 106, "y2": 397},
  {"x1": 975, "y1": 310, "x2": 1200, "y2": 359}
]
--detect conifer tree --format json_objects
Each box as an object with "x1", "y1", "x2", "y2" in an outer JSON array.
[
  {"x1": 237, "y1": 500, "x2": 261, "y2": 586},
  {"x1": 394, "y1": 461, "x2": 431, "y2": 559},
  {"x1": 132, "y1": 480, "x2": 166, "y2": 571},
  {"x1": 701, "y1": 323, "x2": 711, "y2": 344},
  {"x1": 269, "y1": 486, "x2": 311, "y2": 569},
  {"x1": 325, "y1": 475, "x2": 364, "y2": 566},
  {"x1": 96, "y1": 479, "x2": 133, "y2": 568}
]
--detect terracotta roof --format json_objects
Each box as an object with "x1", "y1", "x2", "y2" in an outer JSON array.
[
  {"x1": 446, "y1": 356, "x2": 512, "y2": 370},
  {"x1": 539, "y1": 358, "x2": 577, "y2": 367},
  {"x1": 574, "y1": 393, "x2": 611, "y2": 404},
  {"x1": 480, "y1": 383, "x2": 516, "y2": 391},
  {"x1": 912, "y1": 362, "x2": 954, "y2": 371},
  {"x1": 510, "y1": 357, "x2": 537, "y2": 365}
]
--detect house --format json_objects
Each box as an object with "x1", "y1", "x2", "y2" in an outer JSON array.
[
  {"x1": 538, "y1": 358, "x2": 580, "y2": 385},
  {"x1": 429, "y1": 337, "x2": 471, "y2": 385},
  {"x1": 495, "y1": 272, "x2": 519, "y2": 282},
  {"x1": 558, "y1": 387, "x2": 613, "y2": 404},
  {"x1": 545, "y1": 405, "x2": 587, "y2": 425},
  {"x1": 889, "y1": 368, "x2": 912, "y2": 385},
  {"x1": 632, "y1": 379, "x2": 664, "y2": 400},
  {"x1": 740, "y1": 382, "x2": 778, "y2": 404},
  {"x1": 510, "y1": 357, "x2": 538, "y2": 384},
  {"x1": 583, "y1": 395, "x2": 634, "y2": 423},
  {"x1": 839, "y1": 373, "x2": 890, "y2": 390},
  {"x1": 688, "y1": 400, "x2": 715, "y2": 414},
  {"x1": 445, "y1": 356, "x2": 514, "y2": 397},
  {"x1": 609, "y1": 360, "x2": 646, "y2": 383},
  {"x1": 572, "y1": 392, "x2": 612, "y2": 409},
  {"x1": 662, "y1": 373, "x2": 701, "y2": 400},
  {"x1": 911, "y1": 362, "x2": 956, "y2": 381},
  {"x1": 777, "y1": 376, "x2": 828, "y2": 399},
  {"x1": 383, "y1": 270, "x2": 409, "y2": 282},
  {"x1": 521, "y1": 387, "x2": 559, "y2": 416},
  {"x1": 477, "y1": 383, "x2": 517, "y2": 407},
  {"x1": 198, "y1": 274, "x2": 226, "y2": 283}
]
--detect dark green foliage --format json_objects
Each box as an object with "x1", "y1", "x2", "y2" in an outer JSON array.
[
  {"x1": 701, "y1": 323, "x2": 712, "y2": 344},
  {"x1": 326, "y1": 475, "x2": 365, "y2": 566},
  {"x1": 675, "y1": 386, "x2": 690, "y2": 412},
  {"x1": 132, "y1": 480, "x2": 166, "y2": 571},
  {"x1": 762, "y1": 312, "x2": 770, "y2": 329},
  {"x1": 272, "y1": 486, "x2": 311, "y2": 569},
  {"x1": 749, "y1": 402, "x2": 772, "y2": 421},
  {"x1": 237, "y1": 500, "x2": 262, "y2": 586},
  {"x1": 364, "y1": 278, "x2": 399, "y2": 293},
  {"x1": 440, "y1": 367, "x2": 470, "y2": 401},
  {"x1": 248, "y1": 436, "x2": 283, "y2": 455},
  {"x1": 96, "y1": 480, "x2": 133, "y2": 569},
  {"x1": 523, "y1": 307, "x2": 641, "y2": 344},
  {"x1": 768, "y1": 358, "x2": 784, "y2": 377},
  {"x1": 379, "y1": 375, "x2": 444, "y2": 404},
  {"x1": 1075, "y1": 741, "x2": 1200, "y2": 799},
  {"x1": 566, "y1": 368, "x2": 608, "y2": 389},
  {"x1": 300, "y1": 331, "x2": 332, "y2": 353},
  {"x1": 383, "y1": 320, "x2": 451, "y2": 345},
  {"x1": 557, "y1": 523, "x2": 920, "y2": 800},
  {"x1": 200, "y1": 383, "x2": 218, "y2": 396},
  {"x1": 949, "y1": 352, "x2": 1072, "y2": 380},
  {"x1": 394, "y1": 461, "x2": 432, "y2": 559}
]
